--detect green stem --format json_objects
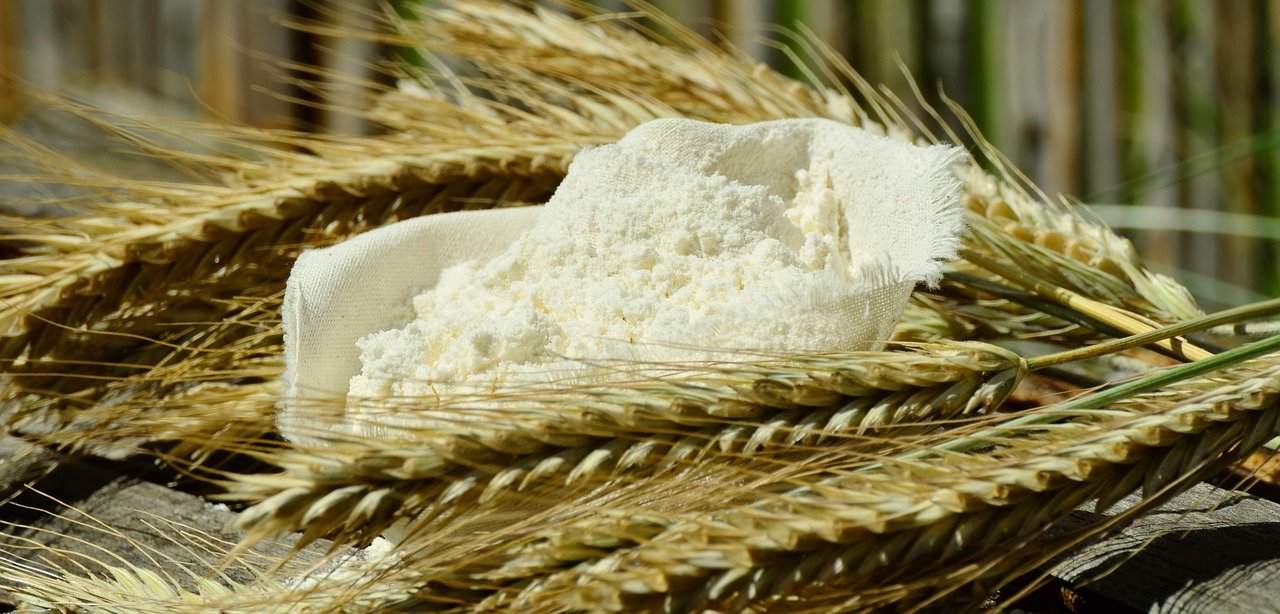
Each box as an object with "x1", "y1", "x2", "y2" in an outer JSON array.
[
  {"x1": 1056, "y1": 334, "x2": 1280, "y2": 409},
  {"x1": 890, "y1": 333, "x2": 1280, "y2": 464},
  {"x1": 1028, "y1": 297, "x2": 1280, "y2": 369},
  {"x1": 962, "y1": 248, "x2": 1215, "y2": 360}
]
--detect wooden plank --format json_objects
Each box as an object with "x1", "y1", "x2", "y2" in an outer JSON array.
[
  {"x1": 650, "y1": 0, "x2": 715, "y2": 39},
  {"x1": 995, "y1": 1, "x2": 1081, "y2": 198},
  {"x1": 801, "y1": 0, "x2": 843, "y2": 58},
  {"x1": 197, "y1": 1, "x2": 246, "y2": 122},
  {"x1": 1114, "y1": 0, "x2": 1181, "y2": 267},
  {"x1": 1081, "y1": 0, "x2": 1120, "y2": 199},
  {"x1": 11, "y1": 0, "x2": 60, "y2": 91},
  {"x1": 1134, "y1": 0, "x2": 1180, "y2": 269},
  {"x1": 198, "y1": 0, "x2": 296, "y2": 127},
  {"x1": 0, "y1": 453, "x2": 337, "y2": 603},
  {"x1": 1042, "y1": 2, "x2": 1082, "y2": 199},
  {"x1": 240, "y1": 0, "x2": 295, "y2": 128},
  {"x1": 968, "y1": 0, "x2": 1001, "y2": 144},
  {"x1": 845, "y1": 0, "x2": 920, "y2": 110},
  {"x1": 1172, "y1": 0, "x2": 1223, "y2": 290},
  {"x1": 0, "y1": 0, "x2": 19, "y2": 124},
  {"x1": 318, "y1": 0, "x2": 380, "y2": 136},
  {"x1": 1, "y1": 456, "x2": 237, "y2": 591},
  {"x1": 1049, "y1": 482, "x2": 1280, "y2": 612},
  {"x1": 713, "y1": 0, "x2": 769, "y2": 62},
  {"x1": 157, "y1": 0, "x2": 201, "y2": 100},
  {"x1": 0, "y1": 436, "x2": 59, "y2": 502},
  {"x1": 1264, "y1": 0, "x2": 1280, "y2": 295},
  {"x1": 1214, "y1": 1, "x2": 1261, "y2": 289},
  {"x1": 922, "y1": 0, "x2": 973, "y2": 123}
]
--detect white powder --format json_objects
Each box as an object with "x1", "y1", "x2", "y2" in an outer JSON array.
[{"x1": 347, "y1": 119, "x2": 964, "y2": 401}]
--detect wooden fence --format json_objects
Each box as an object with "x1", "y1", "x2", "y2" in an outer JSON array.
[{"x1": 1, "y1": 0, "x2": 1277, "y2": 303}]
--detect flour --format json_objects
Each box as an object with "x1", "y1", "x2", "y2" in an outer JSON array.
[{"x1": 345, "y1": 119, "x2": 965, "y2": 401}]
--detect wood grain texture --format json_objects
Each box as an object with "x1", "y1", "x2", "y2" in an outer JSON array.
[
  {"x1": 0, "y1": 436, "x2": 59, "y2": 502},
  {"x1": 1214, "y1": 1, "x2": 1262, "y2": 289},
  {"x1": 1173, "y1": 0, "x2": 1223, "y2": 286},
  {"x1": 714, "y1": 0, "x2": 769, "y2": 61},
  {"x1": 1265, "y1": 0, "x2": 1280, "y2": 295},
  {"x1": 1081, "y1": 0, "x2": 1120, "y2": 200},
  {"x1": 0, "y1": 0, "x2": 18, "y2": 123},
  {"x1": 996, "y1": 0, "x2": 1082, "y2": 199},
  {"x1": 1050, "y1": 482, "x2": 1280, "y2": 613},
  {"x1": 0, "y1": 452, "x2": 337, "y2": 601}
]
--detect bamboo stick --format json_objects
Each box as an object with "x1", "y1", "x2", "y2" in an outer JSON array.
[
  {"x1": 1082, "y1": 0, "x2": 1121, "y2": 200},
  {"x1": 1263, "y1": 0, "x2": 1280, "y2": 294},
  {"x1": 1172, "y1": 0, "x2": 1223, "y2": 285},
  {"x1": 714, "y1": 0, "x2": 769, "y2": 62},
  {"x1": 1214, "y1": 1, "x2": 1261, "y2": 288}
]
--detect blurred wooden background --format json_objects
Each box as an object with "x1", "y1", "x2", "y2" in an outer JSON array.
[{"x1": 1, "y1": 0, "x2": 1277, "y2": 305}]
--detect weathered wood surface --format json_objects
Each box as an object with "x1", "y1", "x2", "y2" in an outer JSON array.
[
  {"x1": 1049, "y1": 482, "x2": 1280, "y2": 613},
  {"x1": 0, "y1": 436, "x2": 58, "y2": 501},
  {"x1": 0, "y1": 437, "x2": 336, "y2": 607}
]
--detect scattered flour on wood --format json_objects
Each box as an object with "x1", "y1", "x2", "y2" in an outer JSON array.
[{"x1": 349, "y1": 118, "x2": 964, "y2": 400}]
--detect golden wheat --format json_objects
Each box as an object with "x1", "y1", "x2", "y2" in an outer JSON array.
[
  {"x1": 2, "y1": 3, "x2": 1275, "y2": 614},
  {"x1": 376, "y1": 0, "x2": 1201, "y2": 326},
  {"x1": 499, "y1": 357, "x2": 1280, "y2": 611},
  {"x1": 225, "y1": 344, "x2": 1021, "y2": 549}
]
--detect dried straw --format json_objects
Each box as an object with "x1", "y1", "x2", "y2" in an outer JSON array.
[
  {"x1": 502, "y1": 356, "x2": 1280, "y2": 611},
  {"x1": 377, "y1": 0, "x2": 1201, "y2": 324},
  {"x1": 226, "y1": 344, "x2": 1022, "y2": 549},
  {"x1": 2, "y1": 3, "x2": 1270, "y2": 614}
]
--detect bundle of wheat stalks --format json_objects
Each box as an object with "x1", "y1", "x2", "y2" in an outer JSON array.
[{"x1": 1, "y1": 2, "x2": 1278, "y2": 612}]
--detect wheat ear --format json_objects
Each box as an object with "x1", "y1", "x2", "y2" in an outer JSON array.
[
  {"x1": 386, "y1": 0, "x2": 1200, "y2": 325},
  {"x1": 227, "y1": 344, "x2": 1021, "y2": 548},
  {"x1": 505, "y1": 356, "x2": 1279, "y2": 611},
  {"x1": 0, "y1": 153, "x2": 561, "y2": 358}
]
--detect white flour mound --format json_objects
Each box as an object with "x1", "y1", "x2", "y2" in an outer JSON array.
[{"x1": 347, "y1": 118, "x2": 965, "y2": 401}]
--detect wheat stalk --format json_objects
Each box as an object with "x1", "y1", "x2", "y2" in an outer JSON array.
[
  {"x1": 226, "y1": 344, "x2": 1021, "y2": 549},
  {"x1": 0, "y1": 494, "x2": 315, "y2": 614},
  {"x1": 0, "y1": 47, "x2": 682, "y2": 431},
  {"x1": 499, "y1": 355, "x2": 1279, "y2": 611},
  {"x1": 3, "y1": 0, "x2": 1190, "y2": 444},
  {"x1": 364, "y1": 360, "x2": 1017, "y2": 538},
  {"x1": 379, "y1": 0, "x2": 830, "y2": 125},
  {"x1": 0, "y1": 164, "x2": 559, "y2": 358},
  {"x1": 3, "y1": 285, "x2": 288, "y2": 464},
  {"x1": 1, "y1": 85, "x2": 647, "y2": 370},
  {"x1": 3, "y1": 4, "x2": 1267, "y2": 614},
  {"x1": 379, "y1": 0, "x2": 1200, "y2": 326},
  {"x1": 2, "y1": 284, "x2": 282, "y2": 456},
  {"x1": 3, "y1": 0, "x2": 1199, "y2": 422},
  {"x1": 1, "y1": 175, "x2": 555, "y2": 448},
  {"x1": 0, "y1": 511, "x2": 417, "y2": 614}
]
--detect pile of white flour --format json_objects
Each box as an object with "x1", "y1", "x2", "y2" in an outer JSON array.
[{"x1": 346, "y1": 119, "x2": 964, "y2": 400}]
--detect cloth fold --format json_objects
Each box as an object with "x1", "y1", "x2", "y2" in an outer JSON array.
[{"x1": 278, "y1": 207, "x2": 540, "y2": 444}]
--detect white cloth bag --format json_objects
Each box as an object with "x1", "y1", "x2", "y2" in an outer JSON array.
[
  {"x1": 278, "y1": 207, "x2": 541, "y2": 445},
  {"x1": 278, "y1": 118, "x2": 965, "y2": 444}
]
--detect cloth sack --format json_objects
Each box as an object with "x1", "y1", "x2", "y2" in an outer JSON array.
[
  {"x1": 278, "y1": 118, "x2": 965, "y2": 444},
  {"x1": 278, "y1": 207, "x2": 541, "y2": 445}
]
